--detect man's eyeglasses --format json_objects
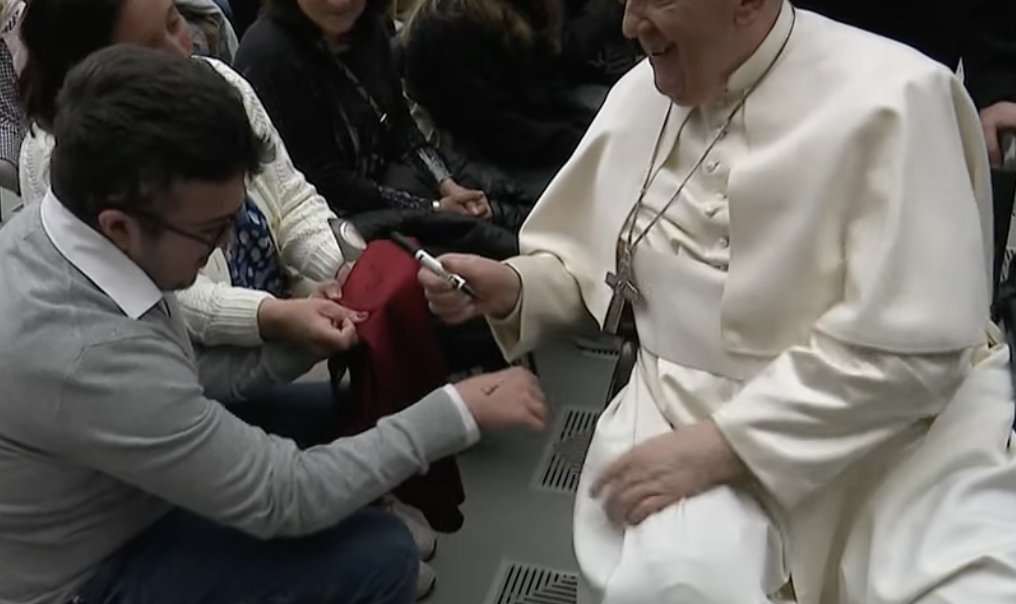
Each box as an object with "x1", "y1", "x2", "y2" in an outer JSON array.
[{"x1": 126, "y1": 207, "x2": 241, "y2": 251}]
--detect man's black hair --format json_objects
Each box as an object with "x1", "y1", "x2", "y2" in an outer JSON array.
[{"x1": 49, "y1": 45, "x2": 274, "y2": 225}]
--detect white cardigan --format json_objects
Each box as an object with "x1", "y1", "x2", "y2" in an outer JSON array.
[{"x1": 19, "y1": 57, "x2": 345, "y2": 346}]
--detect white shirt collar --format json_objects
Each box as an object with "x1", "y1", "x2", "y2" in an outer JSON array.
[{"x1": 41, "y1": 190, "x2": 163, "y2": 319}]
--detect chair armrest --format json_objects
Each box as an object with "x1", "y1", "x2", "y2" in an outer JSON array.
[{"x1": 0, "y1": 156, "x2": 18, "y2": 195}]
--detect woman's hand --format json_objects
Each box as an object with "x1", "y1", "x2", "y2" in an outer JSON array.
[
  {"x1": 438, "y1": 178, "x2": 492, "y2": 219},
  {"x1": 258, "y1": 297, "x2": 367, "y2": 357}
]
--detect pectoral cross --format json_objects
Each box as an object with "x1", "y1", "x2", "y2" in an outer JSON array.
[{"x1": 603, "y1": 242, "x2": 642, "y2": 336}]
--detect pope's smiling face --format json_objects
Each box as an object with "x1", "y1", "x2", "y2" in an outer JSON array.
[{"x1": 621, "y1": 0, "x2": 778, "y2": 106}]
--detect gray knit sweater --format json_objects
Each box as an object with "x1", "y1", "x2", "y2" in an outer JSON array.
[{"x1": 0, "y1": 201, "x2": 473, "y2": 604}]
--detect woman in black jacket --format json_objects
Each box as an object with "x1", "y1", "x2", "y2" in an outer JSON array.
[
  {"x1": 234, "y1": 0, "x2": 528, "y2": 256},
  {"x1": 402, "y1": 0, "x2": 601, "y2": 173}
]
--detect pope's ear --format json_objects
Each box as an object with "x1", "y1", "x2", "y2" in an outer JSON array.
[{"x1": 733, "y1": 0, "x2": 775, "y2": 26}]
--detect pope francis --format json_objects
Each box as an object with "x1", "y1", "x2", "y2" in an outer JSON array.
[{"x1": 419, "y1": 0, "x2": 1016, "y2": 602}]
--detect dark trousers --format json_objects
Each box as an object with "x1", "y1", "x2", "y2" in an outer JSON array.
[{"x1": 72, "y1": 382, "x2": 418, "y2": 604}]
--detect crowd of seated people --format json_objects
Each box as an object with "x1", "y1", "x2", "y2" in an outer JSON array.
[
  {"x1": 18, "y1": 0, "x2": 360, "y2": 356},
  {"x1": 0, "y1": 0, "x2": 1015, "y2": 603},
  {"x1": 233, "y1": 0, "x2": 528, "y2": 260},
  {"x1": 0, "y1": 42, "x2": 548, "y2": 604},
  {"x1": 3, "y1": 0, "x2": 613, "y2": 599},
  {"x1": 12, "y1": 0, "x2": 488, "y2": 597}
]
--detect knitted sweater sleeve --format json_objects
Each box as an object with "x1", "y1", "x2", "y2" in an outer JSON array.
[
  {"x1": 174, "y1": 59, "x2": 348, "y2": 347},
  {"x1": 203, "y1": 58, "x2": 344, "y2": 283},
  {"x1": 18, "y1": 127, "x2": 50, "y2": 207}
]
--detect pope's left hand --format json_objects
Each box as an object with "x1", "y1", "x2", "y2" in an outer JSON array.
[{"x1": 591, "y1": 419, "x2": 745, "y2": 527}]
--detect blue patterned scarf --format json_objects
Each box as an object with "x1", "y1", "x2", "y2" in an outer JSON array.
[{"x1": 226, "y1": 197, "x2": 285, "y2": 297}]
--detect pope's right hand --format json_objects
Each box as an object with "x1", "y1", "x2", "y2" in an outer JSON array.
[
  {"x1": 454, "y1": 367, "x2": 547, "y2": 431},
  {"x1": 418, "y1": 253, "x2": 521, "y2": 325}
]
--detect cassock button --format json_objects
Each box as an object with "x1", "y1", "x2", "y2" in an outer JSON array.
[
  {"x1": 706, "y1": 205, "x2": 722, "y2": 218},
  {"x1": 718, "y1": 237, "x2": 730, "y2": 249},
  {"x1": 715, "y1": 191, "x2": 728, "y2": 202},
  {"x1": 707, "y1": 160, "x2": 720, "y2": 173}
]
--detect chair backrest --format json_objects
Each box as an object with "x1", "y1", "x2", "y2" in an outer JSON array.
[{"x1": 992, "y1": 133, "x2": 1016, "y2": 293}]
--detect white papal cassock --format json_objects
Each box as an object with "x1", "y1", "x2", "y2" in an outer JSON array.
[{"x1": 490, "y1": 3, "x2": 1016, "y2": 603}]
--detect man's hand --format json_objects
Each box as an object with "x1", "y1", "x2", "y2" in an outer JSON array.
[
  {"x1": 980, "y1": 101, "x2": 1016, "y2": 166},
  {"x1": 417, "y1": 253, "x2": 522, "y2": 324},
  {"x1": 438, "y1": 179, "x2": 492, "y2": 219},
  {"x1": 454, "y1": 367, "x2": 548, "y2": 431},
  {"x1": 591, "y1": 419, "x2": 745, "y2": 527},
  {"x1": 258, "y1": 297, "x2": 367, "y2": 356}
]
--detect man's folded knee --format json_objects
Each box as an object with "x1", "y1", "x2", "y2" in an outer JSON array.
[
  {"x1": 373, "y1": 513, "x2": 419, "y2": 586},
  {"x1": 334, "y1": 508, "x2": 418, "y2": 600}
]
